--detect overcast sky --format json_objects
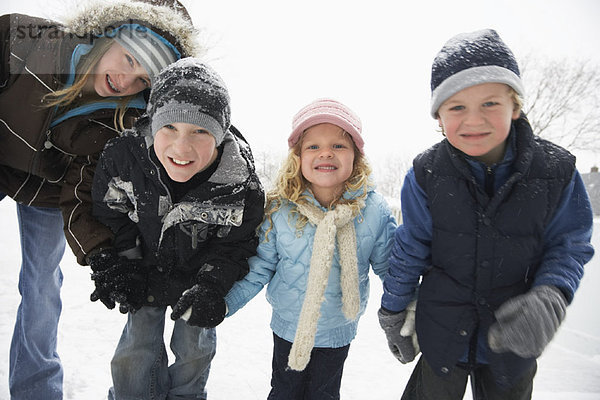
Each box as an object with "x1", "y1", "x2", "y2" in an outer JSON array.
[{"x1": 3, "y1": 0, "x2": 600, "y2": 171}]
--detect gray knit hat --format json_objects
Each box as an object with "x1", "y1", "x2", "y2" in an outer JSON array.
[
  {"x1": 430, "y1": 29, "x2": 524, "y2": 118},
  {"x1": 112, "y1": 24, "x2": 180, "y2": 85},
  {"x1": 147, "y1": 58, "x2": 231, "y2": 146}
]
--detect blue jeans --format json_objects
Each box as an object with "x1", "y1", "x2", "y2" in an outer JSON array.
[
  {"x1": 9, "y1": 202, "x2": 65, "y2": 400},
  {"x1": 108, "y1": 306, "x2": 216, "y2": 400}
]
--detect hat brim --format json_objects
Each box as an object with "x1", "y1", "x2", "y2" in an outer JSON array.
[
  {"x1": 288, "y1": 114, "x2": 364, "y2": 154},
  {"x1": 430, "y1": 65, "x2": 525, "y2": 118}
]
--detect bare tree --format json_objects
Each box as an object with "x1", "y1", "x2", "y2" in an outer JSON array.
[
  {"x1": 254, "y1": 149, "x2": 285, "y2": 191},
  {"x1": 520, "y1": 55, "x2": 600, "y2": 151},
  {"x1": 371, "y1": 154, "x2": 411, "y2": 200}
]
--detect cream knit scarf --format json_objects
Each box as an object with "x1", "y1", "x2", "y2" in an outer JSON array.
[{"x1": 287, "y1": 200, "x2": 363, "y2": 371}]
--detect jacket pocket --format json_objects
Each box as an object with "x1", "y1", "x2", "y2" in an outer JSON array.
[{"x1": 37, "y1": 143, "x2": 74, "y2": 183}]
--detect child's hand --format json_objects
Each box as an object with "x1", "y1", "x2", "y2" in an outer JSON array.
[
  {"x1": 488, "y1": 285, "x2": 567, "y2": 358},
  {"x1": 88, "y1": 248, "x2": 122, "y2": 309},
  {"x1": 89, "y1": 279, "x2": 116, "y2": 310},
  {"x1": 377, "y1": 300, "x2": 420, "y2": 364},
  {"x1": 87, "y1": 248, "x2": 147, "y2": 313},
  {"x1": 101, "y1": 264, "x2": 147, "y2": 314},
  {"x1": 170, "y1": 282, "x2": 226, "y2": 328}
]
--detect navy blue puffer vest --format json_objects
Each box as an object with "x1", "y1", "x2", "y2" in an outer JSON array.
[{"x1": 413, "y1": 116, "x2": 574, "y2": 386}]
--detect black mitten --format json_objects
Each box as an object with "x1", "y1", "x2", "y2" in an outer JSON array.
[
  {"x1": 170, "y1": 281, "x2": 226, "y2": 328},
  {"x1": 88, "y1": 248, "x2": 147, "y2": 313}
]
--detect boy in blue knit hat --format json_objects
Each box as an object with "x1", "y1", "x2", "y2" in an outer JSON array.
[{"x1": 378, "y1": 29, "x2": 594, "y2": 399}]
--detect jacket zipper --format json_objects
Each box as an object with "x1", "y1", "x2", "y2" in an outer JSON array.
[
  {"x1": 484, "y1": 166, "x2": 495, "y2": 198},
  {"x1": 147, "y1": 145, "x2": 175, "y2": 251}
]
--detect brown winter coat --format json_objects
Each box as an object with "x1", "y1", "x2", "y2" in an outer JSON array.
[{"x1": 0, "y1": 1, "x2": 200, "y2": 264}]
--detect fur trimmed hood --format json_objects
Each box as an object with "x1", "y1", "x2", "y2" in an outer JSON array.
[{"x1": 58, "y1": 0, "x2": 203, "y2": 58}]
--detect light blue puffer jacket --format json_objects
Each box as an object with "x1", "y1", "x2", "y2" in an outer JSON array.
[{"x1": 225, "y1": 189, "x2": 397, "y2": 348}]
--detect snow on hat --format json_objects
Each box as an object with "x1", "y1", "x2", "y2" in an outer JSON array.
[
  {"x1": 148, "y1": 58, "x2": 230, "y2": 146},
  {"x1": 430, "y1": 29, "x2": 524, "y2": 118},
  {"x1": 288, "y1": 98, "x2": 364, "y2": 154},
  {"x1": 112, "y1": 24, "x2": 180, "y2": 85}
]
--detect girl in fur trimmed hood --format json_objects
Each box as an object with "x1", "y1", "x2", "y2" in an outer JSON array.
[
  {"x1": 225, "y1": 98, "x2": 397, "y2": 399},
  {"x1": 0, "y1": 1, "x2": 200, "y2": 398}
]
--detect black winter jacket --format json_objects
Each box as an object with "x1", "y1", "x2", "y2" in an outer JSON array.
[{"x1": 92, "y1": 122, "x2": 265, "y2": 306}]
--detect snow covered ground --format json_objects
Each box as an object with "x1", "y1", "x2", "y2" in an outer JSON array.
[{"x1": 0, "y1": 199, "x2": 599, "y2": 399}]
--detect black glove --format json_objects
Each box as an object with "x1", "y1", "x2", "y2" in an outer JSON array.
[
  {"x1": 378, "y1": 300, "x2": 420, "y2": 364},
  {"x1": 87, "y1": 248, "x2": 121, "y2": 309},
  {"x1": 88, "y1": 248, "x2": 147, "y2": 313},
  {"x1": 488, "y1": 285, "x2": 567, "y2": 358},
  {"x1": 170, "y1": 281, "x2": 226, "y2": 328}
]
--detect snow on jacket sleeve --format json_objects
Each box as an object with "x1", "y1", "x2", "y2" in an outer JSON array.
[
  {"x1": 194, "y1": 180, "x2": 265, "y2": 295},
  {"x1": 381, "y1": 168, "x2": 432, "y2": 312},
  {"x1": 534, "y1": 170, "x2": 594, "y2": 303},
  {"x1": 90, "y1": 141, "x2": 141, "y2": 254},
  {"x1": 225, "y1": 216, "x2": 278, "y2": 316}
]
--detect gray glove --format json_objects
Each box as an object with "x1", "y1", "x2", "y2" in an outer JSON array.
[
  {"x1": 378, "y1": 300, "x2": 419, "y2": 363},
  {"x1": 488, "y1": 285, "x2": 567, "y2": 358}
]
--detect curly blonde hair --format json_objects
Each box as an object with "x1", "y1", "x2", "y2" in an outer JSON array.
[
  {"x1": 43, "y1": 38, "x2": 139, "y2": 131},
  {"x1": 263, "y1": 130, "x2": 372, "y2": 240}
]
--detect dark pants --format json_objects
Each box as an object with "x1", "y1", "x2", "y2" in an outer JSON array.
[
  {"x1": 267, "y1": 333, "x2": 350, "y2": 400},
  {"x1": 402, "y1": 356, "x2": 537, "y2": 400}
]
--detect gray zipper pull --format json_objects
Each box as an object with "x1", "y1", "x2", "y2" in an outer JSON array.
[
  {"x1": 192, "y1": 224, "x2": 198, "y2": 249},
  {"x1": 44, "y1": 130, "x2": 52, "y2": 149}
]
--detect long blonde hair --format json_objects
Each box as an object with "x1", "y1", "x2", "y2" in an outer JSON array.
[
  {"x1": 43, "y1": 37, "x2": 137, "y2": 131},
  {"x1": 263, "y1": 130, "x2": 372, "y2": 239}
]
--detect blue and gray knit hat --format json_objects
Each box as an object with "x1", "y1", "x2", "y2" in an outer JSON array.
[
  {"x1": 147, "y1": 58, "x2": 231, "y2": 146},
  {"x1": 430, "y1": 29, "x2": 524, "y2": 118},
  {"x1": 112, "y1": 24, "x2": 180, "y2": 85}
]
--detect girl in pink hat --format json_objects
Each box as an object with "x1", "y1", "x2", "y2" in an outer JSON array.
[{"x1": 225, "y1": 98, "x2": 397, "y2": 399}]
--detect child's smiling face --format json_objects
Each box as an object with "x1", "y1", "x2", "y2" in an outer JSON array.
[
  {"x1": 89, "y1": 42, "x2": 151, "y2": 97},
  {"x1": 300, "y1": 123, "x2": 355, "y2": 206},
  {"x1": 153, "y1": 122, "x2": 218, "y2": 182},
  {"x1": 437, "y1": 83, "x2": 520, "y2": 165}
]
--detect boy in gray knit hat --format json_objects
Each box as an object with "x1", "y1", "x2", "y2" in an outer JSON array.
[{"x1": 90, "y1": 57, "x2": 264, "y2": 398}]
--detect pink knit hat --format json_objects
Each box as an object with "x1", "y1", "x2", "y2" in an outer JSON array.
[{"x1": 288, "y1": 98, "x2": 364, "y2": 154}]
